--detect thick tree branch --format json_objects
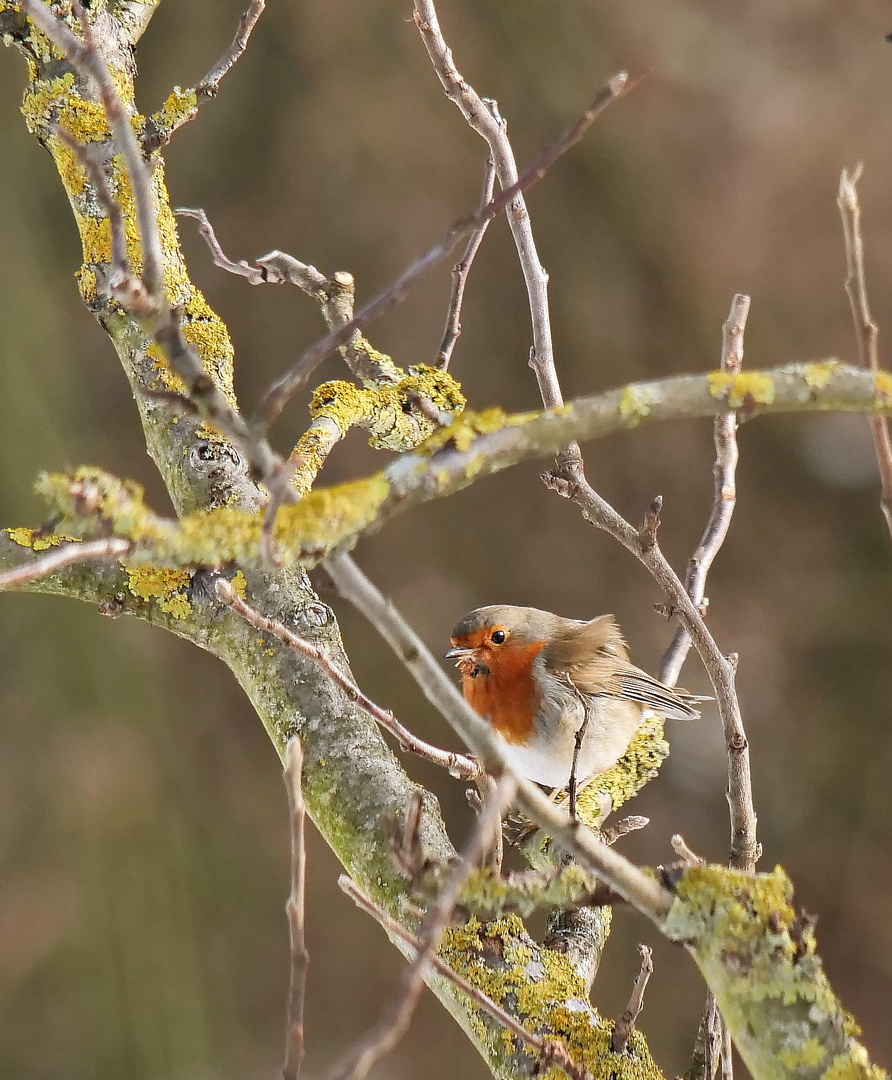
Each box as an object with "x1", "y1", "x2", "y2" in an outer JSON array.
[{"x1": 28, "y1": 363, "x2": 892, "y2": 575}]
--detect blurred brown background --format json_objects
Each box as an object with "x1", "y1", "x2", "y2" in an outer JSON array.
[{"x1": 1, "y1": 1, "x2": 891, "y2": 1076}]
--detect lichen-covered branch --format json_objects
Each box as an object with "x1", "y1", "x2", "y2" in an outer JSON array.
[
  {"x1": 664, "y1": 866, "x2": 885, "y2": 1080},
  {"x1": 22, "y1": 363, "x2": 892, "y2": 571}
]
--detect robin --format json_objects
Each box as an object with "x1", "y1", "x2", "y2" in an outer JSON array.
[{"x1": 445, "y1": 605, "x2": 704, "y2": 801}]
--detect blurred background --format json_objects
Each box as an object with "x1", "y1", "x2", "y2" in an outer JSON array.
[{"x1": 1, "y1": 1, "x2": 891, "y2": 1076}]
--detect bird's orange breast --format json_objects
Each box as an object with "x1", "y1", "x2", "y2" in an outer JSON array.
[{"x1": 461, "y1": 638, "x2": 547, "y2": 745}]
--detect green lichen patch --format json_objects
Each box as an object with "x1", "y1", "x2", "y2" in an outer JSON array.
[
  {"x1": 5, "y1": 527, "x2": 81, "y2": 552},
  {"x1": 875, "y1": 371, "x2": 892, "y2": 407},
  {"x1": 708, "y1": 371, "x2": 776, "y2": 408},
  {"x1": 291, "y1": 366, "x2": 466, "y2": 493},
  {"x1": 456, "y1": 864, "x2": 601, "y2": 918}
]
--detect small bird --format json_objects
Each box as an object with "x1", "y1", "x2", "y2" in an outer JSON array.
[{"x1": 446, "y1": 605, "x2": 704, "y2": 794}]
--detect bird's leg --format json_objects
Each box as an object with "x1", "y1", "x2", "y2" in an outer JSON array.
[{"x1": 568, "y1": 711, "x2": 590, "y2": 822}]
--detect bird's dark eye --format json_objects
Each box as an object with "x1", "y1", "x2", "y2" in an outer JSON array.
[{"x1": 491, "y1": 629, "x2": 506, "y2": 645}]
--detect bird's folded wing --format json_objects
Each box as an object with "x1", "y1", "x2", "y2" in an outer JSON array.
[{"x1": 615, "y1": 671, "x2": 706, "y2": 720}]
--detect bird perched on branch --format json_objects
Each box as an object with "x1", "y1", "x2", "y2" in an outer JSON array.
[{"x1": 446, "y1": 605, "x2": 704, "y2": 803}]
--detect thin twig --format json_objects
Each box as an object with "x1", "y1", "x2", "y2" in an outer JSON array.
[
  {"x1": 637, "y1": 495, "x2": 663, "y2": 553},
  {"x1": 437, "y1": 149, "x2": 497, "y2": 369},
  {"x1": 339, "y1": 878, "x2": 593, "y2": 1080},
  {"x1": 660, "y1": 294, "x2": 750, "y2": 687},
  {"x1": 685, "y1": 992, "x2": 721, "y2": 1080},
  {"x1": 611, "y1": 944, "x2": 653, "y2": 1053},
  {"x1": 54, "y1": 127, "x2": 129, "y2": 282},
  {"x1": 415, "y1": 1, "x2": 571, "y2": 431},
  {"x1": 252, "y1": 69, "x2": 635, "y2": 430},
  {"x1": 837, "y1": 167, "x2": 892, "y2": 541},
  {"x1": 0, "y1": 538, "x2": 132, "y2": 591},
  {"x1": 215, "y1": 578, "x2": 481, "y2": 781},
  {"x1": 199, "y1": 0, "x2": 267, "y2": 94},
  {"x1": 602, "y1": 816, "x2": 650, "y2": 847},
  {"x1": 144, "y1": 0, "x2": 267, "y2": 152},
  {"x1": 328, "y1": 775, "x2": 518, "y2": 1080},
  {"x1": 175, "y1": 207, "x2": 266, "y2": 283},
  {"x1": 283, "y1": 737, "x2": 309, "y2": 1080},
  {"x1": 546, "y1": 464, "x2": 761, "y2": 873},
  {"x1": 670, "y1": 834, "x2": 706, "y2": 867},
  {"x1": 324, "y1": 552, "x2": 675, "y2": 923}
]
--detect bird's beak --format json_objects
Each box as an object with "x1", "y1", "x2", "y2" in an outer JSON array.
[{"x1": 445, "y1": 645, "x2": 474, "y2": 661}]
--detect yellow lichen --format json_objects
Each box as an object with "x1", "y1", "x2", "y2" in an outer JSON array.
[
  {"x1": 438, "y1": 915, "x2": 660, "y2": 1080},
  {"x1": 422, "y1": 407, "x2": 533, "y2": 455},
  {"x1": 708, "y1": 371, "x2": 776, "y2": 408},
  {"x1": 665, "y1": 866, "x2": 887, "y2": 1080},
  {"x1": 803, "y1": 360, "x2": 839, "y2": 391},
  {"x1": 619, "y1": 385, "x2": 652, "y2": 425},
  {"x1": 36, "y1": 466, "x2": 392, "y2": 569},
  {"x1": 575, "y1": 714, "x2": 669, "y2": 829},
  {"x1": 125, "y1": 566, "x2": 192, "y2": 619},
  {"x1": 5, "y1": 528, "x2": 80, "y2": 552},
  {"x1": 875, "y1": 371, "x2": 892, "y2": 406},
  {"x1": 231, "y1": 570, "x2": 248, "y2": 598}
]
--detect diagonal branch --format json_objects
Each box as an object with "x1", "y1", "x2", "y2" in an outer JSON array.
[
  {"x1": 215, "y1": 579, "x2": 480, "y2": 780},
  {"x1": 0, "y1": 537, "x2": 132, "y2": 591},
  {"x1": 437, "y1": 148, "x2": 497, "y2": 370},
  {"x1": 340, "y1": 878, "x2": 595, "y2": 1080}
]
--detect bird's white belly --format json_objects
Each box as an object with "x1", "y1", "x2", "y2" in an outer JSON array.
[{"x1": 495, "y1": 700, "x2": 650, "y2": 788}]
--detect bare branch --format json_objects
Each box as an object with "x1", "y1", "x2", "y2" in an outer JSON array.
[
  {"x1": 603, "y1": 816, "x2": 650, "y2": 847},
  {"x1": 199, "y1": 0, "x2": 266, "y2": 95},
  {"x1": 252, "y1": 69, "x2": 634, "y2": 431},
  {"x1": 670, "y1": 834, "x2": 706, "y2": 867},
  {"x1": 437, "y1": 149, "x2": 497, "y2": 369},
  {"x1": 340, "y1": 877, "x2": 594, "y2": 1080},
  {"x1": 543, "y1": 463, "x2": 760, "y2": 872},
  {"x1": 611, "y1": 944, "x2": 653, "y2": 1053},
  {"x1": 283, "y1": 737, "x2": 309, "y2": 1080},
  {"x1": 214, "y1": 578, "x2": 481, "y2": 781},
  {"x1": 685, "y1": 993, "x2": 721, "y2": 1080},
  {"x1": 0, "y1": 538, "x2": 131, "y2": 591},
  {"x1": 328, "y1": 775, "x2": 518, "y2": 1080},
  {"x1": 415, "y1": 1, "x2": 575, "y2": 431},
  {"x1": 660, "y1": 294, "x2": 749, "y2": 687},
  {"x1": 837, "y1": 167, "x2": 892, "y2": 541},
  {"x1": 175, "y1": 207, "x2": 266, "y2": 283},
  {"x1": 144, "y1": 0, "x2": 267, "y2": 152}
]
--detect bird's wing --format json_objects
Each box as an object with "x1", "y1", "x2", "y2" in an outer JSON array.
[
  {"x1": 545, "y1": 615, "x2": 706, "y2": 720},
  {"x1": 613, "y1": 669, "x2": 706, "y2": 720},
  {"x1": 544, "y1": 614, "x2": 630, "y2": 694}
]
